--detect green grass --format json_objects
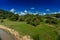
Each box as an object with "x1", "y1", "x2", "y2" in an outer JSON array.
[{"x1": 0, "y1": 19, "x2": 59, "y2": 40}]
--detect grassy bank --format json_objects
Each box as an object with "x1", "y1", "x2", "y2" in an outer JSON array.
[{"x1": 0, "y1": 19, "x2": 59, "y2": 40}]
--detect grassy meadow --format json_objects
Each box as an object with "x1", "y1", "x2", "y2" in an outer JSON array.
[{"x1": 0, "y1": 19, "x2": 60, "y2": 40}]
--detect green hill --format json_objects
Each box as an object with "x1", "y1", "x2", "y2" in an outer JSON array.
[{"x1": 0, "y1": 9, "x2": 60, "y2": 40}]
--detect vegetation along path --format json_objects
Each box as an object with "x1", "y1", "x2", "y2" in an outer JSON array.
[{"x1": 0, "y1": 25, "x2": 33, "y2": 40}]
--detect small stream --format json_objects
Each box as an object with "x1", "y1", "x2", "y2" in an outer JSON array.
[{"x1": 0, "y1": 30, "x2": 15, "y2": 40}]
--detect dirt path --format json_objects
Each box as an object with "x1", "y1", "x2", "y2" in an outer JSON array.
[{"x1": 0, "y1": 25, "x2": 33, "y2": 40}]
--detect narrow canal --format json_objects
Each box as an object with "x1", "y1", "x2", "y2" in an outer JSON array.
[{"x1": 0, "y1": 30, "x2": 15, "y2": 40}]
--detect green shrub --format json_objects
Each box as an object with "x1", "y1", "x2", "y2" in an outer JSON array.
[
  {"x1": 26, "y1": 17, "x2": 40, "y2": 26},
  {"x1": 45, "y1": 17, "x2": 58, "y2": 25},
  {"x1": 9, "y1": 14, "x2": 19, "y2": 21},
  {"x1": 19, "y1": 16, "x2": 25, "y2": 21},
  {"x1": 0, "y1": 19, "x2": 4, "y2": 23}
]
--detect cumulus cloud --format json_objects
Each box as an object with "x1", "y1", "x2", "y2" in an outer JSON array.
[
  {"x1": 20, "y1": 12, "x2": 25, "y2": 15},
  {"x1": 15, "y1": 12, "x2": 19, "y2": 14},
  {"x1": 54, "y1": 12, "x2": 57, "y2": 14},
  {"x1": 46, "y1": 9, "x2": 50, "y2": 12},
  {"x1": 58, "y1": 11, "x2": 60, "y2": 13},
  {"x1": 24, "y1": 10, "x2": 27, "y2": 13},
  {"x1": 19, "y1": 11, "x2": 27, "y2": 15},
  {"x1": 10, "y1": 8, "x2": 15, "y2": 13},
  {"x1": 43, "y1": 13, "x2": 46, "y2": 15},
  {"x1": 53, "y1": 11, "x2": 60, "y2": 14},
  {"x1": 30, "y1": 7, "x2": 35, "y2": 10}
]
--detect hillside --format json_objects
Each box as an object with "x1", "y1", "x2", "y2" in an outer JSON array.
[{"x1": 0, "y1": 9, "x2": 60, "y2": 40}]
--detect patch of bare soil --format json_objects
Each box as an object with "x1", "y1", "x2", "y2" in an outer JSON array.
[{"x1": 0, "y1": 25, "x2": 33, "y2": 40}]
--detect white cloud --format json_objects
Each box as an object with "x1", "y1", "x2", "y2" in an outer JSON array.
[
  {"x1": 58, "y1": 11, "x2": 60, "y2": 13},
  {"x1": 10, "y1": 8, "x2": 15, "y2": 13},
  {"x1": 54, "y1": 12, "x2": 57, "y2": 14},
  {"x1": 15, "y1": 12, "x2": 19, "y2": 14},
  {"x1": 30, "y1": 7, "x2": 35, "y2": 10},
  {"x1": 20, "y1": 12, "x2": 25, "y2": 15},
  {"x1": 15, "y1": 12, "x2": 17, "y2": 14},
  {"x1": 19, "y1": 12, "x2": 27, "y2": 15},
  {"x1": 53, "y1": 11, "x2": 60, "y2": 14},
  {"x1": 46, "y1": 9, "x2": 50, "y2": 12},
  {"x1": 24, "y1": 10, "x2": 27, "y2": 13},
  {"x1": 43, "y1": 13, "x2": 46, "y2": 15}
]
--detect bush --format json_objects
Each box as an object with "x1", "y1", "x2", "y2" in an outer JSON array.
[
  {"x1": 31, "y1": 18, "x2": 40, "y2": 26},
  {"x1": 26, "y1": 17, "x2": 40, "y2": 26},
  {"x1": 45, "y1": 17, "x2": 58, "y2": 25},
  {"x1": 57, "y1": 35, "x2": 60, "y2": 40},
  {"x1": 26, "y1": 17, "x2": 31, "y2": 24},
  {"x1": 19, "y1": 16, "x2": 25, "y2": 21},
  {"x1": 33, "y1": 34, "x2": 40, "y2": 40},
  {"x1": 0, "y1": 19, "x2": 4, "y2": 23},
  {"x1": 9, "y1": 14, "x2": 19, "y2": 21}
]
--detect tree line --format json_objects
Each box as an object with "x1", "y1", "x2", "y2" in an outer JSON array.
[{"x1": 0, "y1": 9, "x2": 59, "y2": 26}]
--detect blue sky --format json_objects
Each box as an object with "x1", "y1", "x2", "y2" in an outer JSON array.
[{"x1": 0, "y1": 0, "x2": 60, "y2": 13}]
